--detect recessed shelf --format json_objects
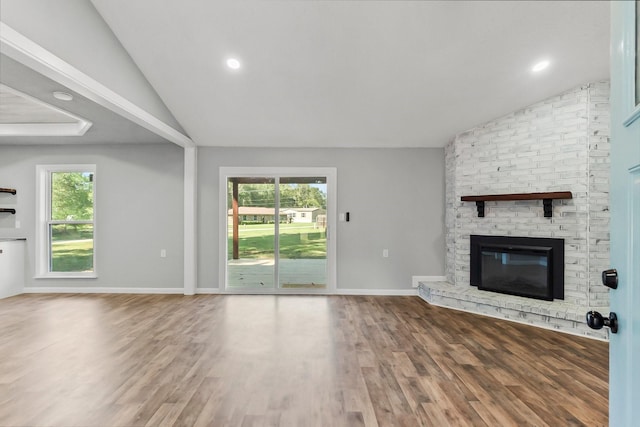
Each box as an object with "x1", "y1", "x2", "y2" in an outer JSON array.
[{"x1": 461, "y1": 191, "x2": 573, "y2": 218}]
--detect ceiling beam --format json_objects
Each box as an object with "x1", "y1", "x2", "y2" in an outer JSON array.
[{"x1": 0, "y1": 22, "x2": 194, "y2": 148}]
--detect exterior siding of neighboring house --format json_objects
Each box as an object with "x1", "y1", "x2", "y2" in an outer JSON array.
[
  {"x1": 286, "y1": 208, "x2": 325, "y2": 224},
  {"x1": 227, "y1": 207, "x2": 286, "y2": 224},
  {"x1": 228, "y1": 207, "x2": 326, "y2": 224}
]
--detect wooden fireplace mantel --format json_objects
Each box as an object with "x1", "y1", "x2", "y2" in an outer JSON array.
[{"x1": 461, "y1": 191, "x2": 572, "y2": 218}]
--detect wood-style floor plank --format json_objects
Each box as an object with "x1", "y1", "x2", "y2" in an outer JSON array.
[{"x1": 0, "y1": 294, "x2": 608, "y2": 426}]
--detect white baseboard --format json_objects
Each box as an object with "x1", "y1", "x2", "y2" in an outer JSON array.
[
  {"x1": 194, "y1": 287, "x2": 417, "y2": 296},
  {"x1": 23, "y1": 287, "x2": 184, "y2": 294},
  {"x1": 195, "y1": 288, "x2": 220, "y2": 294},
  {"x1": 412, "y1": 275, "x2": 447, "y2": 288},
  {"x1": 335, "y1": 288, "x2": 418, "y2": 296},
  {"x1": 21, "y1": 287, "x2": 417, "y2": 297}
]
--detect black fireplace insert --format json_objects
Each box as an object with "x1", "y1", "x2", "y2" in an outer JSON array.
[{"x1": 470, "y1": 235, "x2": 564, "y2": 301}]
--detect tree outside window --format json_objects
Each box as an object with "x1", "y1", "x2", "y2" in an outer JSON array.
[{"x1": 36, "y1": 165, "x2": 96, "y2": 277}]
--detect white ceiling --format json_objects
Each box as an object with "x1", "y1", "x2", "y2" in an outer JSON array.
[{"x1": 91, "y1": 0, "x2": 610, "y2": 148}]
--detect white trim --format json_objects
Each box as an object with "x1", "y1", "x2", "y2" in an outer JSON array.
[
  {"x1": 218, "y1": 172, "x2": 228, "y2": 295},
  {"x1": 422, "y1": 296, "x2": 608, "y2": 342},
  {"x1": 412, "y1": 275, "x2": 447, "y2": 288},
  {"x1": 326, "y1": 171, "x2": 338, "y2": 294},
  {"x1": 35, "y1": 164, "x2": 97, "y2": 278},
  {"x1": 23, "y1": 287, "x2": 184, "y2": 294},
  {"x1": 0, "y1": 22, "x2": 193, "y2": 148},
  {"x1": 215, "y1": 289, "x2": 334, "y2": 295},
  {"x1": 335, "y1": 288, "x2": 418, "y2": 296},
  {"x1": 274, "y1": 177, "x2": 281, "y2": 287},
  {"x1": 218, "y1": 167, "x2": 338, "y2": 294},
  {"x1": 0, "y1": 123, "x2": 93, "y2": 137},
  {"x1": 34, "y1": 274, "x2": 97, "y2": 280},
  {"x1": 0, "y1": 83, "x2": 93, "y2": 136},
  {"x1": 21, "y1": 287, "x2": 418, "y2": 296},
  {"x1": 183, "y1": 147, "x2": 197, "y2": 295},
  {"x1": 218, "y1": 173, "x2": 227, "y2": 294},
  {"x1": 196, "y1": 287, "x2": 220, "y2": 294}
]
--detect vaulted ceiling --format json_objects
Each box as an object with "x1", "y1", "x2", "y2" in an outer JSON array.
[
  {"x1": 0, "y1": 1, "x2": 610, "y2": 148},
  {"x1": 90, "y1": 0, "x2": 610, "y2": 148}
]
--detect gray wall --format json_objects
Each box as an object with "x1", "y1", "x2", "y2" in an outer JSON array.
[
  {"x1": 0, "y1": 144, "x2": 184, "y2": 289},
  {"x1": 0, "y1": 144, "x2": 444, "y2": 292},
  {"x1": 198, "y1": 147, "x2": 445, "y2": 290}
]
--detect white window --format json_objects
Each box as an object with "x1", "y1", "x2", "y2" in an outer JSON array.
[{"x1": 36, "y1": 164, "x2": 96, "y2": 278}]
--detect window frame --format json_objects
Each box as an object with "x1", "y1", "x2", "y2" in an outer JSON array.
[{"x1": 35, "y1": 164, "x2": 97, "y2": 279}]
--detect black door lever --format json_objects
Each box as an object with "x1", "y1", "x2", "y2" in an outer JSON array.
[{"x1": 586, "y1": 311, "x2": 618, "y2": 334}]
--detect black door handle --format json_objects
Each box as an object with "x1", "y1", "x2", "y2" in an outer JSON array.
[
  {"x1": 602, "y1": 269, "x2": 618, "y2": 289},
  {"x1": 586, "y1": 311, "x2": 618, "y2": 334}
]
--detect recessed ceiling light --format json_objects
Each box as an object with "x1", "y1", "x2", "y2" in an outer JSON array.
[
  {"x1": 226, "y1": 58, "x2": 241, "y2": 70},
  {"x1": 532, "y1": 60, "x2": 550, "y2": 73},
  {"x1": 53, "y1": 91, "x2": 73, "y2": 101}
]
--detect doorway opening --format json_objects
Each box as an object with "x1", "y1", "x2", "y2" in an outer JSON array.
[{"x1": 219, "y1": 168, "x2": 337, "y2": 293}]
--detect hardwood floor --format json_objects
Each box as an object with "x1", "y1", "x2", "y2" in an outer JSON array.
[{"x1": 0, "y1": 294, "x2": 608, "y2": 426}]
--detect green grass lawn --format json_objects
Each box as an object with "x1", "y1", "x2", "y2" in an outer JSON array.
[
  {"x1": 228, "y1": 223, "x2": 326, "y2": 259},
  {"x1": 51, "y1": 227, "x2": 93, "y2": 241},
  {"x1": 48, "y1": 223, "x2": 324, "y2": 271},
  {"x1": 51, "y1": 240, "x2": 94, "y2": 272}
]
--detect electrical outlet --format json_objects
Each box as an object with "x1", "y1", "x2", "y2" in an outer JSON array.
[
  {"x1": 160, "y1": 249, "x2": 167, "y2": 258},
  {"x1": 383, "y1": 249, "x2": 389, "y2": 258},
  {"x1": 15, "y1": 220, "x2": 20, "y2": 229}
]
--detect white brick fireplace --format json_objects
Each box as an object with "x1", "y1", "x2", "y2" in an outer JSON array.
[{"x1": 419, "y1": 81, "x2": 611, "y2": 339}]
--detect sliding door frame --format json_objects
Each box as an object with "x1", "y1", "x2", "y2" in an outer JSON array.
[{"x1": 218, "y1": 167, "x2": 337, "y2": 294}]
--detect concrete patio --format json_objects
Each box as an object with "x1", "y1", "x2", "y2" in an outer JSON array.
[{"x1": 227, "y1": 258, "x2": 327, "y2": 289}]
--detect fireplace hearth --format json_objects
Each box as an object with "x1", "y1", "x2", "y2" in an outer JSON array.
[{"x1": 470, "y1": 235, "x2": 564, "y2": 301}]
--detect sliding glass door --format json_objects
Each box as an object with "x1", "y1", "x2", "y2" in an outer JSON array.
[
  {"x1": 278, "y1": 177, "x2": 327, "y2": 289},
  {"x1": 220, "y1": 168, "x2": 336, "y2": 293},
  {"x1": 226, "y1": 177, "x2": 276, "y2": 288}
]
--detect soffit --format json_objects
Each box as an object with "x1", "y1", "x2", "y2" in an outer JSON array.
[{"x1": 0, "y1": 53, "x2": 174, "y2": 145}]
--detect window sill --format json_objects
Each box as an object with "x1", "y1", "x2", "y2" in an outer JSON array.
[{"x1": 34, "y1": 274, "x2": 98, "y2": 279}]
